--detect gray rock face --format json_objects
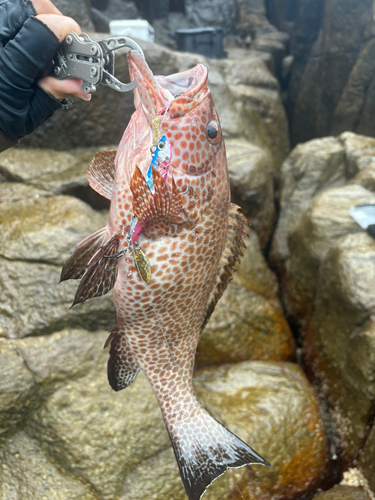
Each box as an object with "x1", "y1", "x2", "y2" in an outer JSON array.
[
  {"x1": 51, "y1": 0, "x2": 95, "y2": 31},
  {"x1": 288, "y1": 0, "x2": 375, "y2": 144},
  {"x1": 270, "y1": 136, "x2": 346, "y2": 273},
  {"x1": 226, "y1": 139, "x2": 275, "y2": 248}
]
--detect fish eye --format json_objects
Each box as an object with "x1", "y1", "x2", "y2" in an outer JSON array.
[
  {"x1": 158, "y1": 141, "x2": 165, "y2": 150},
  {"x1": 206, "y1": 121, "x2": 221, "y2": 144}
]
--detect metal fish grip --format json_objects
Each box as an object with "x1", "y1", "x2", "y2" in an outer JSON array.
[{"x1": 51, "y1": 32, "x2": 145, "y2": 94}]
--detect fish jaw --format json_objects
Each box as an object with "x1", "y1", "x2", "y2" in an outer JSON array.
[{"x1": 127, "y1": 50, "x2": 173, "y2": 123}]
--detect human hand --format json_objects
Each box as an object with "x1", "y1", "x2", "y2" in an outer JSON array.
[{"x1": 0, "y1": 0, "x2": 90, "y2": 142}]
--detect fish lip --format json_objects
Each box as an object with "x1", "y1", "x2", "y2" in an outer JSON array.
[{"x1": 128, "y1": 50, "x2": 208, "y2": 119}]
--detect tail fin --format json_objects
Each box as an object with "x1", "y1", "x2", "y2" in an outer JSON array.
[{"x1": 168, "y1": 409, "x2": 269, "y2": 500}]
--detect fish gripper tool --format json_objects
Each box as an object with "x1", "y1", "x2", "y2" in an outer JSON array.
[{"x1": 51, "y1": 32, "x2": 145, "y2": 94}]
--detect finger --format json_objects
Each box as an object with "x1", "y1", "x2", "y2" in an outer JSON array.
[
  {"x1": 38, "y1": 76, "x2": 92, "y2": 101},
  {"x1": 36, "y1": 13, "x2": 81, "y2": 42},
  {"x1": 0, "y1": 0, "x2": 36, "y2": 42},
  {"x1": 32, "y1": 0, "x2": 62, "y2": 15}
]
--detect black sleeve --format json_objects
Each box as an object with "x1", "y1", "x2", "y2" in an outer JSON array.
[{"x1": 0, "y1": 2, "x2": 68, "y2": 142}]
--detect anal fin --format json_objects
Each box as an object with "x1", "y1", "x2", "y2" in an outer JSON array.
[
  {"x1": 202, "y1": 204, "x2": 248, "y2": 329},
  {"x1": 60, "y1": 227, "x2": 107, "y2": 282},
  {"x1": 105, "y1": 326, "x2": 140, "y2": 391},
  {"x1": 71, "y1": 234, "x2": 120, "y2": 307},
  {"x1": 88, "y1": 150, "x2": 117, "y2": 200}
]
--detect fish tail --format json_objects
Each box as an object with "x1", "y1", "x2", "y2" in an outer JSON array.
[{"x1": 167, "y1": 406, "x2": 269, "y2": 500}]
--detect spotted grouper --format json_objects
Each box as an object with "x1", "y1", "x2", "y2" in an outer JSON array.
[{"x1": 61, "y1": 50, "x2": 269, "y2": 499}]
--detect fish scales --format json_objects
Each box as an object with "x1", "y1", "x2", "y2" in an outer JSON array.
[{"x1": 61, "y1": 51, "x2": 268, "y2": 499}]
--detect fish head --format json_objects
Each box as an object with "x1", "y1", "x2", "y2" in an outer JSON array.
[{"x1": 116, "y1": 51, "x2": 228, "y2": 225}]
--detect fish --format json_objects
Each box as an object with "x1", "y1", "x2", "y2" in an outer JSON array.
[{"x1": 61, "y1": 50, "x2": 269, "y2": 499}]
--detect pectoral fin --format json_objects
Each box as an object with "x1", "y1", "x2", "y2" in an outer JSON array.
[
  {"x1": 71, "y1": 234, "x2": 120, "y2": 307},
  {"x1": 60, "y1": 227, "x2": 107, "y2": 282},
  {"x1": 88, "y1": 150, "x2": 117, "y2": 200},
  {"x1": 130, "y1": 166, "x2": 183, "y2": 228}
]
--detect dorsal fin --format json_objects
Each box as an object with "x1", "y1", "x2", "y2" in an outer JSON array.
[
  {"x1": 88, "y1": 150, "x2": 117, "y2": 200},
  {"x1": 60, "y1": 226, "x2": 107, "y2": 282},
  {"x1": 202, "y1": 204, "x2": 248, "y2": 329},
  {"x1": 105, "y1": 325, "x2": 140, "y2": 391},
  {"x1": 71, "y1": 234, "x2": 120, "y2": 307}
]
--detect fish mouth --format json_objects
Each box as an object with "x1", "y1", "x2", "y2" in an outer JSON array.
[{"x1": 128, "y1": 51, "x2": 208, "y2": 121}]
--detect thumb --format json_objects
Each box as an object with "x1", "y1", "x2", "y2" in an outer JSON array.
[{"x1": 38, "y1": 76, "x2": 92, "y2": 102}]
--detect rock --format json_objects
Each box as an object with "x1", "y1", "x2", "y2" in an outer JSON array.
[
  {"x1": 51, "y1": 0, "x2": 95, "y2": 31},
  {"x1": 341, "y1": 468, "x2": 375, "y2": 500},
  {"x1": 197, "y1": 282, "x2": 295, "y2": 367},
  {"x1": 0, "y1": 193, "x2": 106, "y2": 265},
  {"x1": 313, "y1": 485, "x2": 371, "y2": 500},
  {"x1": 266, "y1": 0, "x2": 299, "y2": 34},
  {"x1": 185, "y1": 0, "x2": 238, "y2": 33},
  {"x1": 287, "y1": 0, "x2": 375, "y2": 145},
  {"x1": 0, "y1": 432, "x2": 96, "y2": 500},
  {"x1": 340, "y1": 132, "x2": 375, "y2": 178},
  {"x1": 303, "y1": 232, "x2": 375, "y2": 464},
  {"x1": 360, "y1": 426, "x2": 375, "y2": 492},
  {"x1": 0, "y1": 341, "x2": 35, "y2": 439},
  {"x1": 0, "y1": 183, "x2": 50, "y2": 204},
  {"x1": 331, "y1": 39, "x2": 375, "y2": 137},
  {"x1": 197, "y1": 230, "x2": 295, "y2": 367},
  {"x1": 101, "y1": 0, "x2": 140, "y2": 20},
  {"x1": 270, "y1": 136, "x2": 346, "y2": 274},
  {"x1": 194, "y1": 361, "x2": 330, "y2": 499},
  {"x1": 20, "y1": 38, "x2": 289, "y2": 173},
  {"x1": 283, "y1": 185, "x2": 375, "y2": 328},
  {"x1": 0, "y1": 324, "x2": 328, "y2": 499},
  {"x1": 226, "y1": 139, "x2": 275, "y2": 248},
  {"x1": 0, "y1": 193, "x2": 115, "y2": 338},
  {"x1": 91, "y1": 7, "x2": 111, "y2": 32},
  {"x1": 0, "y1": 146, "x2": 113, "y2": 210}
]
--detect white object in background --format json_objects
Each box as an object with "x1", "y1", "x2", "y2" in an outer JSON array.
[
  {"x1": 109, "y1": 20, "x2": 155, "y2": 43},
  {"x1": 349, "y1": 205, "x2": 375, "y2": 229}
]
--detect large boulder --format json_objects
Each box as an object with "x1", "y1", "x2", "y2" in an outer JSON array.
[
  {"x1": 197, "y1": 229, "x2": 295, "y2": 367},
  {"x1": 287, "y1": 0, "x2": 375, "y2": 145},
  {"x1": 269, "y1": 136, "x2": 346, "y2": 274},
  {"x1": 283, "y1": 184, "x2": 375, "y2": 328},
  {"x1": 0, "y1": 327, "x2": 330, "y2": 500},
  {"x1": 226, "y1": 139, "x2": 275, "y2": 248},
  {"x1": 0, "y1": 183, "x2": 115, "y2": 338},
  {"x1": 303, "y1": 232, "x2": 375, "y2": 465},
  {"x1": 21, "y1": 38, "x2": 289, "y2": 174},
  {"x1": 194, "y1": 361, "x2": 330, "y2": 499}
]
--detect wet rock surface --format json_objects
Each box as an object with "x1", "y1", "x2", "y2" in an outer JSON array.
[
  {"x1": 197, "y1": 230, "x2": 295, "y2": 367},
  {"x1": 0, "y1": 324, "x2": 330, "y2": 500},
  {"x1": 273, "y1": 132, "x2": 375, "y2": 489},
  {"x1": 314, "y1": 485, "x2": 370, "y2": 500}
]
